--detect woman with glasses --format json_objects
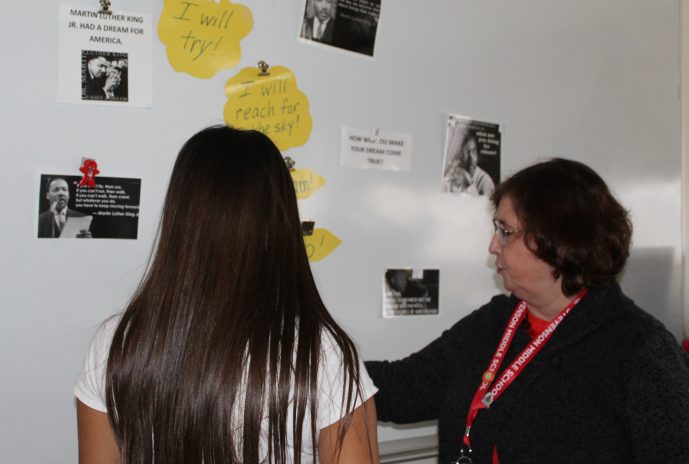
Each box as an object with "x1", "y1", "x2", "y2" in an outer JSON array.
[{"x1": 365, "y1": 158, "x2": 689, "y2": 464}]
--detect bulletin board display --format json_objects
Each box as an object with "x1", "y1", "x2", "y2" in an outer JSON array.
[{"x1": 0, "y1": 0, "x2": 683, "y2": 461}]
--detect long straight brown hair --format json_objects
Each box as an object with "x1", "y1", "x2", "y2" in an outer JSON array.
[{"x1": 105, "y1": 125, "x2": 362, "y2": 463}]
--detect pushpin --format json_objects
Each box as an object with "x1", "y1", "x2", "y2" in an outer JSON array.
[
  {"x1": 301, "y1": 221, "x2": 315, "y2": 236},
  {"x1": 99, "y1": 0, "x2": 112, "y2": 15},
  {"x1": 257, "y1": 60, "x2": 270, "y2": 76},
  {"x1": 79, "y1": 158, "x2": 100, "y2": 188},
  {"x1": 284, "y1": 156, "x2": 296, "y2": 171}
]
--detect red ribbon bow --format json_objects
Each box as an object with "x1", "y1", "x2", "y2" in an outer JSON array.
[{"x1": 79, "y1": 159, "x2": 100, "y2": 188}]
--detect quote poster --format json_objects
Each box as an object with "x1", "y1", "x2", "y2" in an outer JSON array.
[
  {"x1": 341, "y1": 126, "x2": 411, "y2": 171},
  {"x1": 158, "y1": 0, "x2": 253, "y2": 78},
  {"x1": 441, "y1": 115, "x2": 501, "y2": 197},
  {"x1": 57, "y1": 3, "x2": 153, "y2": 107},
  {"x1": 299, "y1": 0, "x2": 381, "y2": 57},
  {"x1": 383, "y1": 268, "x2": 439, "y2": 317},
  {"x1": 224, "y1": 65, "x2": 312, "y2": 151},
  {"x1": 37, "y1": 174, "x2": 141, "y2": 239}
]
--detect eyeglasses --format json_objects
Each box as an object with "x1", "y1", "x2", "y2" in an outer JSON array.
[{"x1": 492, "y1": 219, "x2": 522, "y2": 246}]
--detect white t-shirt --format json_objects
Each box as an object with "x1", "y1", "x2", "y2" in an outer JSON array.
[{"x1": 74, "y1": 316, "x2": 377, "y2": 463}]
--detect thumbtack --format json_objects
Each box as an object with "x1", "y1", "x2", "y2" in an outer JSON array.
[
  {"x1": 301, "y1": 221, "x2": 315, "y2": 236},
  {"x1": 257, "y1": 60, "x2": 270, "y2": 76},
  {"x1": 99, "y1": 0, "x2": 112, "y2": 15}
]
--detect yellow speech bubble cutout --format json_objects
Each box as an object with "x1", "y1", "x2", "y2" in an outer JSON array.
[
  {"x1": 304, "y1": 228, "x2": 341, "y2": 262},
  {"x1": 158, "y1": 0, "x2": 253, "y2": 78},
  {"x1": 224, "y1": 65, "x2": 313, "y2": 151},
  {"x1": 291, "y1": 168, "x2": 326, "y2": 200}
]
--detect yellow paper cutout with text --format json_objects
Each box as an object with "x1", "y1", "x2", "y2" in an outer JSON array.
[
  {"x1": 224, "y1": 65, "x2": 313, "y2": 151},
  {"x1": 158, "y1": 0, "x2": 253, "y2": 78},
  {"x1": 291, "y1": 168, "x2": 326, "y2": 200},
  {"x1": 304, "y1": 228, "x2": 341, "y2": 262}
]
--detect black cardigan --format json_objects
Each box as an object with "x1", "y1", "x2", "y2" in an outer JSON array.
[{"x1": 365, "y1": 283, "x2": 689, "y2": 463}]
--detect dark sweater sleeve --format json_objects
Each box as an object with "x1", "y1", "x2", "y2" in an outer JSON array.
[
  {"x1": 365, "y1": 334, "x2": 457, "y2": 423},
  {"x1": 365, "y1": 298, "x2": 505, "y2": 424},
  {"x1": 625, "y1": 329, "x2": 689, "y2": 463}
]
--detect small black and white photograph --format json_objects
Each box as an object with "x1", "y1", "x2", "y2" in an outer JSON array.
[
  {"x1": 37, "y1": 174, "x2": 141, "y2": 239},
  {"x1": 299, "y1": 0, "x2": 381, "y2": 57},
  {"x1": 81, "y1": 50, "x2": 129, "y2": 102},
  {"x1": 441, "y1": 115, "x2": 501, "y2": 197},
  {"x1": 383, "y1": 268, "x2": 439, "y2": 317}
]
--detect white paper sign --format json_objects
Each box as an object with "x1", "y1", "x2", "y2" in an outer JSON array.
[
  {"x1": 340, "y1": 126, "x2": 412, "y2": 171},
  {"x1": 57, "y1": 3, "x2": 153, "y2": 107}
]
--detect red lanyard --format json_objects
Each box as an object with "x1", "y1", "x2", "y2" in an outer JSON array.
[{"x1": 462, "y1": 288, "x2": 589, "y2": 450}]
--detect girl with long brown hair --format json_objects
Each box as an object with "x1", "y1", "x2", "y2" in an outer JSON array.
[{"x1": 75, "y1": 125, "x2": 379, "y2": 463}]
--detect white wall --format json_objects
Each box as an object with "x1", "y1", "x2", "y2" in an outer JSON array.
[{"x1": 0, "y1": 0, "x2": 683, "y2": 462}]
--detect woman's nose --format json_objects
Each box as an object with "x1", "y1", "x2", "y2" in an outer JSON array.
[{"x1": 488, "y1": 233, "x2": 501, "y2": 255}]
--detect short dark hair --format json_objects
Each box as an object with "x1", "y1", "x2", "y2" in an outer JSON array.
[
  {"x1": 491, "y1": 158, "x2": 632, "y2": 295},
  {"x1": 45, "y1": 177, "x2": 68, "y2": 189}
]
